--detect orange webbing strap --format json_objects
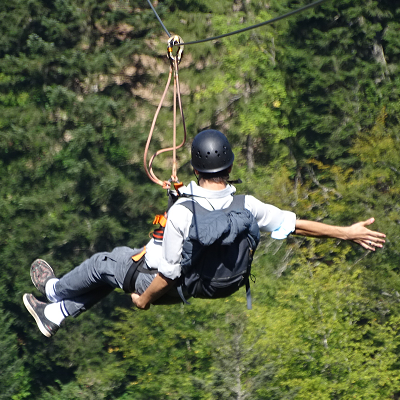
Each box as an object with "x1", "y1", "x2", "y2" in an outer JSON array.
[
  {"x1": 153, "y1": 213, "x2": 167, "y2": 228},
  {"x1": 152, "y1": 212, "x2": 168, "y2": 240},
  {"x1": 132, "y1": 247, "x2": 146, "y2": 262},
  {"x1": 173, "y1": 182, "x2": 184, "y2": 191}
]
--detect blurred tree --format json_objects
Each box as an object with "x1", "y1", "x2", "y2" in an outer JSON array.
[
  {"x1": 1, "y1": 0, "x2": 400, "y2": 398},
  {"x1": 280, "y1": 0, "x2": 400, "y2": 169},
  {"x1": 0, "y1": 299, "x2": 31, "y2": 399}
]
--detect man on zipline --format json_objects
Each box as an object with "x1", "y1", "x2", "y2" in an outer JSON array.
[{"x1": 23, "y1": 130, "x2": 386, "y2": 337}]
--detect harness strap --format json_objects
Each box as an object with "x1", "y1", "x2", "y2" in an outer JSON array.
[
  {"x1": 177, "y1": 285, "x2": 191, "y2": 305},
  {"x1": 152, "y1": 213, "x2": 167, "y2": 240},
  {"x1": 153, "y1": 214, "x2": 167, "y2": 227},
  {"x1": 123, "y1": 249, "x2": 145, "y2": 293},
  {"x1": 151, "y1": 185, "x2": 184, "y2": 241},
  {"x1": 246, "y1": 279, "x2": 252, "y2": 310}
]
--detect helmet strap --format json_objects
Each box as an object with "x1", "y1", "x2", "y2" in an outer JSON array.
[{"x1": 193, "y1": 169, "x2": 200, "y2": 185}]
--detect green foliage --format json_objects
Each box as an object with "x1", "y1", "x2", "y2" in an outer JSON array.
[
  {"x1": 249, "y1": 249, "x2": 400, "y2": 399},
  {"x1": 107, "y1": 293, "x2": 264, "y2": 400},
  {"x1": 1, "y1": 0, "x2": 400, "y2": 399},
  {"x1": 0, "y1": 303, "x2": 31, "y2": 400},
  {"x1": 280, "y1": 0, "x2": 400, "y2": 167},
  {"x1": 190, "y1": 2, "x2": 293, "y2": 172},
  {"x1": 0, "y1": 0, "x2": 162, "y2": 397}
]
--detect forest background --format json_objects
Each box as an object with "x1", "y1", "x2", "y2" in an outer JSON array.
[{"x1": 1, "y1": 0, "x2": 400, "y2": 399}]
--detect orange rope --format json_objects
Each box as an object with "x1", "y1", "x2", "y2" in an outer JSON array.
[{"x1": 143, "y1": 36, "x2": 187, "y2": 189}]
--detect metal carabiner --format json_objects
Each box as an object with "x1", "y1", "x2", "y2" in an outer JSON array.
[{"x1": 167, "y1": 35, "x2": 184, "y2": 66}]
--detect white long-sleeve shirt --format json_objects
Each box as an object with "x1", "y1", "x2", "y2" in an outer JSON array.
[{"x1": 145, "y1": 181, "x2": 296, "y2": 280}]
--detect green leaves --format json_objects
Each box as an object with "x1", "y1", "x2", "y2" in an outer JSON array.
[
  {"x1": 250, "y1": 255, "x2": 400, "y2": 399},
  {"x1": 1, "y1": 0, "x2": 400, "y2": 399},
  {"x1": 0, "y1": 305, "x2": 31, "y2": 400},
  {"x1": 279, "y1": 0, "x2": 400, "y2": 165}
]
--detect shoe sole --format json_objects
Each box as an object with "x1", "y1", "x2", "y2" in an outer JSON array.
[
  {"x1": 30, "y1": 259, "x2": 55, "y2": 295},
  {"x1": 23, "y1": 294, "x2": 52, "y2": 338}
]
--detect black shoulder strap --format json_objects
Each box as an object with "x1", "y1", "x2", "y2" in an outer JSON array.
[
  {"x1": 178, "y1": 198, "x2": 209, "y2": 216},
  {"x1": 179, "y1": 194, "x2": 246, "y2": 214},
  {"x1": 226, "y1": 194, "x2": 245, "y2": 211}
]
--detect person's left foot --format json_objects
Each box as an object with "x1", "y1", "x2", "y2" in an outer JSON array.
[
  {"x1": 23, "y1": 294, "x2": 59, "y2": 338},
  {"x1": 30, "y1": 259, "x2": 56, "y2": 297}
]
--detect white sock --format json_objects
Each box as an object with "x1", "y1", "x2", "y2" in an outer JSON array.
[
  {"x1": 60, "y1": 301, "x2": 69, "y2": 319},
  {"x1": 45, "y1": 278, "x2": 61, "y2": 302},
  {"x1": 44, "y1": 302, "x2": 67, "y2": 326}
]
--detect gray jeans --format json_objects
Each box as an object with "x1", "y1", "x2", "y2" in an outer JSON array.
[{"x1": 54, "y1": 246, "x2": 157, "y2": 317}]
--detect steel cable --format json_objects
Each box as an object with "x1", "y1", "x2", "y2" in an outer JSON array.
[
  {"x1": 146, "y1": 0, "x2": 330, "y2": 45},
  {"x1": 143, "y1": 0, "x2": 330, "y2": 188},
  {"x1": 146, "y1": 0, "x2": 171, "y2": 38}
]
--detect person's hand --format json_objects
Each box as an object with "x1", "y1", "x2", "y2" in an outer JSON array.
[
  {"x1": 131, "y1": 293, "x2": 150, "y2": 310},
  {"x1": 346, "y1": 218, "x2": 386, "y2": 251}
]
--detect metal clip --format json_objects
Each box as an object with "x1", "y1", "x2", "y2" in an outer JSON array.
[{"x1": 167, "y1": 35, "x2": 184, "y2": 66}]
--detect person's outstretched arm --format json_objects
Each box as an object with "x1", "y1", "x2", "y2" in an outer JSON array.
[{"x1": 294, "y1": 217, "x2": 386, "y2": 251}]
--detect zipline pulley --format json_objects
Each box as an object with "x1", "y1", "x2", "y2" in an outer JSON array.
[
  {"x1": 167, "y1": 35, "x2": 184, "y2": 66},
  {"x1": 143, "y1": 35, "x2": 187, "y2": 190}
]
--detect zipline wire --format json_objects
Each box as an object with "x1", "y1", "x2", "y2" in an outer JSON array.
[
  {"x1": 146, "y1": 0, "x2": 171, "y2": 38},
  {"x1": 143, "y1": 0, "x2": 330, "y2": 188},
  {"x1": 180, "y1": 0, "x2": 329, "y2": 45},
  {"x1": 147, "y1": 0, "x2": 330, "y2": 45}
]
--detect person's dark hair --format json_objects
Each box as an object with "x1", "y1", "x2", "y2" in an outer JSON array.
[{"x1": 197, "y1": 167, "x2": 231, "y2": 184}]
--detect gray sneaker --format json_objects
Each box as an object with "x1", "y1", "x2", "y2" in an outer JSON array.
[
  {"x1": 23, "y1": 294, "x2": 59, "y2": 338},
  {"x1": 30, "y1": 259, "x2": 56, "y2": 297}
]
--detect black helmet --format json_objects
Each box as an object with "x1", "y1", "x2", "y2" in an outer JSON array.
[{"x1": 191, "y1": 129, "x2": 234, "y2": 173}]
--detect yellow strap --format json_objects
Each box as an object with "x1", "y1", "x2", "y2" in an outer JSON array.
[{"x1": 132, "y1": 246, "x2": 146, "y2": 262}]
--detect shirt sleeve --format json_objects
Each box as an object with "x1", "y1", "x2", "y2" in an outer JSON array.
[
  {"x1": 244, "y1": 195, "x2": 296, "y2": 239},
  {"x1": 158, "y1": 204, "x2": 193, "y2": 280}
]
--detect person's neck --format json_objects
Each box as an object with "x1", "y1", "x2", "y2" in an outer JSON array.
[{"x1": 198, "y1": 178, "x2": 227, "y2": 191}]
